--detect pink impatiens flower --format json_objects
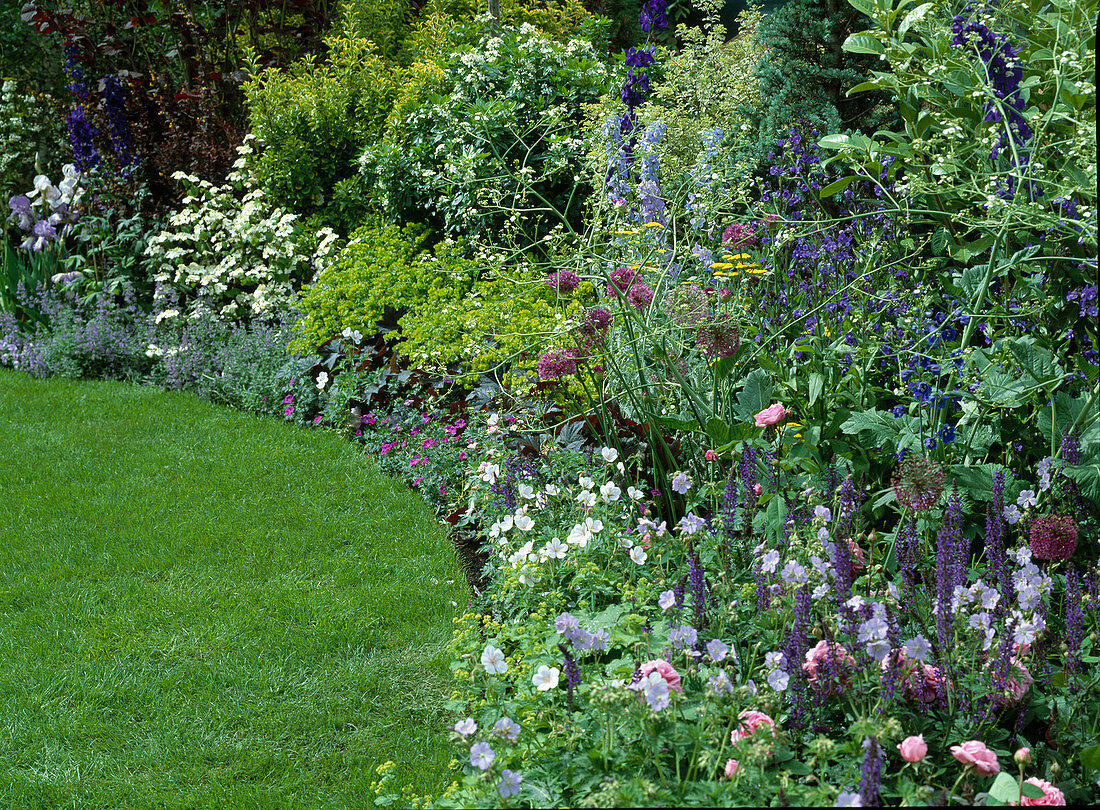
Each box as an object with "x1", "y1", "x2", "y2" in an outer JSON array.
[
  {"x1": 754, "y1": 403, "x2": 788, "y2": 427},
  {"x1": 950, "y1": 740, "x2": 1000, "y2": 776}
]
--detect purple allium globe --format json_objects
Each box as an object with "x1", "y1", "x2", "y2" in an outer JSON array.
[
  {"x1": 577, "y1": 307, "x2": 612, "y2": 348},
  {"x1": 891, "y1": 456, "x2": 946, "y2": 512},
  {"x1": 626, "y1": 281, "x2": 654, "y2": 310},
  {"x1": 537, "y1": 347, "x2": 580, "y2": 381},
  {"x1": 546, "y1": 269, "x2": 580, "y2": 294},
  {"x1": 664, "y1": 284, "x2": 712, "y2": 327},
  {"x1": 694, "y1": 313, "x2": 741, "y2": 359},
  {"x1": 606, "y1": 266, "x2": 639, "y2": 296},
  {"x1": 721, "y1": 222, "x2": 757, "y2": 250},
  {"x1": 1029, "y1": 514, "x2": 1078, "y2": 561}
]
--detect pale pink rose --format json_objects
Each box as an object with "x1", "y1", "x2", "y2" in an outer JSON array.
[
  {"x1": 847, "y1": 537, "x2": 866, "y2": 574},
  {"x1": 724, "y1": 758, "x2": 740, "y2": 778},
  {"x1": 897, "y1": 734, "x2": 927, "y2": 763},
  {"x1": 803, "y1": 640, "x2": 856, "y2": 693},
  {"x1": 1014, "y1": 747, "x2": 1031, "y2": 766},
  {"x1": 639, "y1": 659, "x2": 683, "y2": 692},
  {"x1": 753, "y1": 483, "x2": 763, "y2": 497},
  {"x1": 881, "y1": 650, "x2": 949, "y2": 705},
  {"x1": 730, "y1": 710, "x2": 776, "y2": 747},
  {"x1": 950, "y1": 740, "x2": 1000, "y2": 776},
  {"x1": 705, "y1": 449, "x2": 719, "y2": 461},
  {"x1": 753, "y1": 403, "x2": 788, "y2": 428},
  {"x1": 1018, "y1": 777, "x2": 1066, "y2": 806},
  {"x1": 995, "y1": 658, "x2": 1034, "y2": 709}
]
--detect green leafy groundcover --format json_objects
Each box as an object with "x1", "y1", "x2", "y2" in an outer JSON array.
[{"x1": 0, "y1": 369, "x2": 468, "y2": 808}]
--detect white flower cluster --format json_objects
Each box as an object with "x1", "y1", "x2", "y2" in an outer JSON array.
[{"x1": 145, "y1": 141, "x2": 338, "y2": 322}]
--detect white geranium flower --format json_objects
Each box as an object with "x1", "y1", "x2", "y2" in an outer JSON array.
[
  {"x1": 481, "y1": 644, "x2": 508, "y2": 675},
  {"x1": 542, "y1": 537, "x2": 568, "y2": 560},
  {"x1": 627, "y1": 486, "x2": 644, "y2": 500},
  {"x1": 629, "y1": 546, "x2": 647, "y2": 565},
  {"x1": 576, "y1": 490, "x2": 597, "y2": 509},
  {"x1": 532, "y1": 665, "x2": 560, "y2": 691},
  {"x1": 600, "y1": 446, "x2": 618, "y2": 463},
  {"x1": 600, "y1": 481, "x2": 621, "y2": 502},
  {"x1": 514, "y1": 514, "x2": 535, "y2": 532}
]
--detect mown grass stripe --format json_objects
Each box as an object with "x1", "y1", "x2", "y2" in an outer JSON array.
[{"x1": 0, "y1": 369, "x2": 466, "y2": 808}]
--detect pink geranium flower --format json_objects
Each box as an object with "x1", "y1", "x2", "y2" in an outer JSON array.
[
  {"x1": 950, "y1": 740, "x2": 1000, "y2": 776},
  {"x1": 754, "y1": 403, "x2": 788, "y2": 427},
  {"x1": 639, "y1": 660, "x2": 682, "y2": 692}
]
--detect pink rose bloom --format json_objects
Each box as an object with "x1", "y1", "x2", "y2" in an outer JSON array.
[
  {"x1": 639, "y1": 660, "x2": 683, "y2": 693},
  {"x1": 730, "y1": 710, "x2": 775, "y2": 745},
  {"x1": 883, "y1": 650, "x2": 949, "y2": 705},
  {"x1": 724, "y1": 758, "x2": 740, "y2": 778},
  {"x1": 994, "y1": 658, "x2": 1034, "y2": 709},
  {"x1": 803, "y1": 640, "x2": 856, "y2": 693},
  {"x1": 705, "y1": 449, "x2": 718, "y2": 461},
  {"x1": 754, "y1": 403, "x2": 788, "y2": 427},
  {"x1": 1018, "y1": 777, "x2": 1066, "y2": 806},
  {"x1": 951, "y1": 740, "x2": 1000, "y2": 776},
  {"x1": 897, "y1": 734, "x2": 927, "y2": 763},
  {"x1": 753, "y1": 483, "x2": 763, "y2": 497},
  {"x1": 1014, "y1": 748, "x2": 1031, "y2": 766}
]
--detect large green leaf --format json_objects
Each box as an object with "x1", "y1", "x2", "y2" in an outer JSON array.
[
  {"x1": 843, "y1": 33, "x2": 885, "y2": 54},
  {"x1": 1009, "y1": 338, "x2": 1062, "y2": 386},
  {"x1": 734, "y1": 369, "x2": 774, "y2": 420}
]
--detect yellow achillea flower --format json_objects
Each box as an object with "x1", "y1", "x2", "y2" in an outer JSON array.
[
  {"x1": 643, "y1": 222, "x2": 664, "y2": 229},
  {"x1": 710, "y1": 262, "x2": 735, "y2": 270}
]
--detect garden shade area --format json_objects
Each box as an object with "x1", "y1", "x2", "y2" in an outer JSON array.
[{"x1": 0, "y1": 369, "x2": 467, "y2": 807}]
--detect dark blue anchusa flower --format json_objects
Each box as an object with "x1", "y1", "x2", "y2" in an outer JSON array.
[
  {"x1": 892, "y1": 406, "x2": 906, "y2": 418},
  {"x1": 67, "y1": 106, "x2": 100, "y2": 172},
  {"x1": 939, "y1": 423, "x2": 955, "y2": 444},
  {"x1": 924, "y1": 436, "x2": 937, "y2": 450},
  {"x1": 624, "y1": 45, "x2": 656, "y2": 69},
  {"x1": 638, "y1": 0, "x2": 667, "y2": 32}
]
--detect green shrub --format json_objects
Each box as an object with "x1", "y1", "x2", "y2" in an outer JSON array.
[
  {"x1": 400, "y1": 260, "x2": 589, "y2": 387},
  {"x1": 362, "y1": 24, "x2": 611, "y2": 238},
  {"x1": 144, "y1": 139, "x2": 340, "y2": 323},
  {"x1": 244, "y1": 36, "x2": 396, "y2": 220},
  {"x1": 332, "y1": 0, "x2": 414, "y2": 62},
  {"x1": 291, "y1": 223, "x2": 436, "y2": 352},
  {"x1": 639, "y1": 3, "x2": 766, "y2": 187}
]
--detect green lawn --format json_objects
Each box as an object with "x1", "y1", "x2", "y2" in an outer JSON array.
[{"x1": 0, "y1": 369, "x2": 467, "y2": 808}]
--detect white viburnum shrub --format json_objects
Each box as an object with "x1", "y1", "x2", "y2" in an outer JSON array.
[{"x1": 145, "y1": 137, "x2": 340, "y2": 323}]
